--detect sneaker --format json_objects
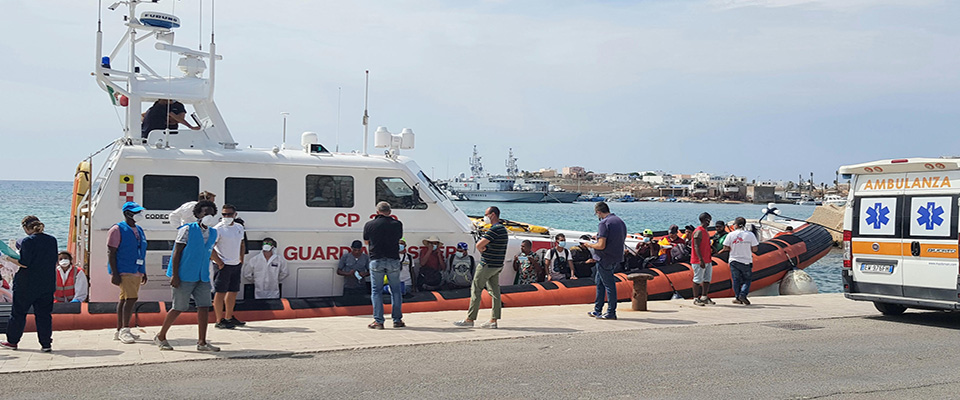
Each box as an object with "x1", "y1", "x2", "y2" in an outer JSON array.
[
  {"x1": 705, "y1": 297, "x2": 716, "y2": 305},
  {"x1": 215, "y1": 319, "x2": 235, "y2": 329},
  {"x1": 0, "y1": 341, "x2": 17, "y2": 350},
  {"x1": 196, "y1": 342, "x2": 221, "y2": 352},
  {"x1": 693, "y1": 299, "x2": 705, "y2": 306},
  {"x1": 393, "y1": 320, "x2": 406, "y2": 328},
  {"x1": 228, "y1": 316, "x2": 246, "y2": 326},
  {"x1": 41, "y1": 347, "x2": 52, "y2": 353},
  {"x1": 114, "y1": 330, "x2": 141, "y2": 341},
  {"x1": 453, "y1": 320, "x2": 474, "y2": 328},
  {"x1": 119, "y1": 328, "x2": 137, "y2": 344},
  {"x1": 368, "y1": 321, "x2": 384, "y2": 329},
  {"x1": 596, "y1": 313, "x2": 618, "y2": 320},
  {"x1": 153, "y1": 335, "x2": 173, "y2": 351},
  {"x1": 732, "y1": 298, "x2": 743, "y2": 305},
  {"x1": 587, "y1": 311, "x2": 602, "y2": 318},
  {"x1": 480, "y1": 321, "x2": 498, "y2": 329},
  {"x1": 741, "y1": 297, "x2": 751, "y2": 306}
]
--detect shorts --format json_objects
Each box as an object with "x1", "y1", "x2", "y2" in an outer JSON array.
[
  {"x1": 213, "y1": 264, "x2": 242, "y2": 293},
  {"x1": 691, "y1": 263, "x2": 713, "y2": 284},
  {"x1": 171, "y1": 280, "x2": 213, "y2": 311},
  {"x1": 119, "y1": 274, "x2": 142, "y2": 300}
]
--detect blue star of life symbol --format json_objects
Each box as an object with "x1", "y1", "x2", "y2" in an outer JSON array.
[
  {"x1": 917, "y1": 202, "x2": 944, "y2": 230},
  {"x1": 865, "y1": 202, "x2": 890, "y2": 229}
]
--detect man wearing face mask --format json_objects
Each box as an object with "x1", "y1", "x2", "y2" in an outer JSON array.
[
  {"x1": 54, "y1": 251, "x2": 87, "y2": 303},
  {"x1": 154, "y1": 200, "x2": 220, "y2": 352},
  {"x1": 444, "y1": 242, "x2": 475, "y2": 289},
  {"x1": 211, "y1": 204, "x2": 246, "y2": 329},
  {"x1": 243, "y1": 237, "x2": 288, "y2": 299},
  {"x1": 337, "y1": 240, "x2": 370, "y2": 295},
  {"x1": 107, "y1": 202, "x2": 148, "y2": 344},
  {"x1": 544, "y1": 233, "x2": 575, "y2": 281},
  {"x1": 417, "y1": 236, "x2": 445, "y2": 291}
]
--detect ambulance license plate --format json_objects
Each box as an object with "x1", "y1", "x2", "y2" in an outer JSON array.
[{"x1": 860, "y1": 263, "x2": 894, "y2": 274}]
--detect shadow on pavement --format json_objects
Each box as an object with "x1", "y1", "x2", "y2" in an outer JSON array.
[
  {"x1": 50, "y1": 349, "x2": 124, "y2": 358},
  {"x1": 614, "y1": 318, "x2": 697, "y2": 325},
  {"x1": 868, "y1": 311, "x2": 960, "y2": 330},
  {"x1": 234, "y1": 326, "x2": 316, "y2": 334}
]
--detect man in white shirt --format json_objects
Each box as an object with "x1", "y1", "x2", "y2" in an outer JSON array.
[
  {"x1": 211, "y1": 204, "x2": 246, "y2": 328},
  {"x1": 243, "y1": 237, "x2": 288, "y2": 299},
  {"x1": 722, "y1": 217, "x2": 760, "y2": 305},
  {"x1": 168, "y1": 191, "x2": 216, "y2": 228}
]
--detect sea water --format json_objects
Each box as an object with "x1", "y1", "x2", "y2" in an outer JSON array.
[{"x1": 0, "y1": 180, "x2": 842, "y2": 293}]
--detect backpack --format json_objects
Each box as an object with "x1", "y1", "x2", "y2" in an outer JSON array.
[
  {"x1": 671, "y1": 243, "x2": 690, "y2": 263},
  {"x1": 547, "y1": 248, "x2": 570, "y2": 274}
]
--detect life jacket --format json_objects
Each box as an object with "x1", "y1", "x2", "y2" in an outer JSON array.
[
  {"x1": 111, "y1": 221, "x2": 146, "y2": 274},
  {"x1": 54, "y1": 267, "x2": 82, "y2": 302}
]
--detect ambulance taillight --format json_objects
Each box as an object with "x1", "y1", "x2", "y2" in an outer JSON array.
[{"x1": 843, "y1": 230, "x2": 852, "y2": 269}]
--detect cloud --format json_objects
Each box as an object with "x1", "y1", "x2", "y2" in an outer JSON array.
[{"x1": 709, "y1": 0, "x2": 943, "y2": 11}]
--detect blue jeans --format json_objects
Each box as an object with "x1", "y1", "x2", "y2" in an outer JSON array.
[
  {"x1": 730, "y1": 261, "x2": 752, "y2": 299},
  {"x1": 370, "y1": 258, "x2": 403, "y2": 324},
  {"x1": 594, "y1": 261, "x2": 618, "y2": 315}
]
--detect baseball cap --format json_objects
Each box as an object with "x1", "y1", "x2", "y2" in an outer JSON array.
[
  {"x1": 456, "y1": 242, "x2": 468, "y2": 250},
  {"x1": 122, "y1": 202, "x2": 145, "y2": 213},
  {"x1": 669, "y1": 225, "x2": 679, "y2": 234},
  {"x1": 351, "y1": 240, "x2": 363, "y2": 249},
  {"x1": 643, "y1": 229, "x2": 654, "y2": 236}
]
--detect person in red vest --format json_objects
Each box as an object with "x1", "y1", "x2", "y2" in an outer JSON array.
[{"x1": 54, "y1": 251, "x2": 87, "y2": 303}]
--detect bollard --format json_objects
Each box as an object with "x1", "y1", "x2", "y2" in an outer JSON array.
[{"x1": 627, "y1": 273, "x2": 655, "y2": 311}]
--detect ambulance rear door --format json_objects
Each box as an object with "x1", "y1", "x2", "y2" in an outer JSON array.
[
  {"x1": 900, "y1": 171, "x2": 960, "y2": 301},
  {"x1": 850, "y1": 173, "x2": 905, "y2": 296}
]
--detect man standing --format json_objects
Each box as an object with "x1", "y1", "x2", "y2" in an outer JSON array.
[
  {"x1": 154, "y1": 201, "x2": 220, "y2": 352},
  {"x1": 243, "y1": 237, "x2": 288, "y2": 299},
  {"x1": 337, "y1": 241, "x2": 370, "y2": 295},
  {"x1": 363, "y1": 201, "x2": 405, "y2": 329},
  {"x1": 723, "y1": 217, "x2": 760, "y2": 305},
  {"x1": 454, "y1": 206, "x2": 508, "y2": 329},
  {"x1": 107, "y1": 202, "x2": 148, "y2": 344},
  {"x1": 212, "y1": 204, "x2": 246, "y2": 329},
  {"x1": 544, "y1": 233, "x2": 575, "y2": 281},
  {"x1": 690, "y1": 212, "x2": 715, "y2": 306},
  {"x1": 583, "y1": 202, "x2": 627, "y2": 320},
  {"x1": 0, "y1": 216, "x2": 57, "y2": 352},
  {"x1": 168, "y1": 191, "x2": 216, "y2": 228}
]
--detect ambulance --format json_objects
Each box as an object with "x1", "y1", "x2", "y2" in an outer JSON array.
[{"x1": 840, "y1": 158, "x2": 960, "y2": 315}]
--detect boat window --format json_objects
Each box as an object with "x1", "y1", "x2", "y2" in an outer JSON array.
[
  {"x1": 306, "y1": 175, "x2": 354, "y2": 208},
  {"x1": 142, "y1": 175, "x2": 199, "y2": 210},
  {"x1": 376, "y1": 177, "x2": 426, "y2": 210},
  {"x1": 417, "y1": 170, "x2": 448, "y2": 201},
  {"x1": 225, "y1": 178, "x2": 278, "y2": 212}
]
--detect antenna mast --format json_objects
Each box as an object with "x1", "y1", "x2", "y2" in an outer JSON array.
[
  {"x1": 336, "y1": 86, "x2": 341, "y2": 152},
  {"x1": 362, "y1": 70, "x2": 370, "y2": 156}
]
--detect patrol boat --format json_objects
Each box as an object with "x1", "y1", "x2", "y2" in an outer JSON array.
[{"x1": 44, "y1": 1, "x2": 832, "y2": 330}]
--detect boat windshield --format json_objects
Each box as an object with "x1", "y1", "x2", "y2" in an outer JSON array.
[{"x1": 417, "y1": 171, "x2": 449, "y2": 202}]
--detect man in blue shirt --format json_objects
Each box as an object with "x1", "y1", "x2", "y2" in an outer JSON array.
[
  {"x1": 583, "y1": 202, "x2": 627, "y2": 320},
  {"x1": 107, "y1": 202, "x2": 148, "y2": 344},
  {"x1": 1, "y1": 216, "x2": 58, "y2": 352},
  {"x1": 154, "y1": 201, "x2": 221, "y2": 352}
]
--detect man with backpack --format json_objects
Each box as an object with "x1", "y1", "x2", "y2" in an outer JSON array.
[
  {"x1": 444, "y1": 242, "x2": 475, "y2": 289},
  {"x1": 544, "y1": 233, "x2": 575, "y2": 280}
]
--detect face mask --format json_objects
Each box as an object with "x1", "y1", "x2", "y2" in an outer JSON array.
[
  {"x1": 262, "y1": 244, "x2": 274, "y2": 252},
  {"x1": 222, "y1": 217, "x2": 234, "y2": 225},
  {"x1": 643, "y1": 237, "x2": 651, "y2": 243},
  {"x1": 557, "y1": 241, "x2": 565, "y2": 248},
  {"x1": 58, "y1": 259, "x2": 71, "y2": 268},
  {"x1": 399, "y1": 244, "x2": 406, "y2": 252},
  {"x1": 201, "y1": 215, "x2": 217, "y2": 227},
  {"x1": 483, "y1": 215, "x2": 492, "y2": 225},
  {"x1": 456, "y1": 251, "x2": 466, "y2": 258},
  {"x1": 132, "y1": 212, "x2": 145, "y2": 223},
  {"x1": 432, "y1": 244, "x2": 438, "y2": 251}
]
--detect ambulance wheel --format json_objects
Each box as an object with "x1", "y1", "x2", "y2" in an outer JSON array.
[{"x1": 874, "y1": 302, "x2": 907, "y2": 316}]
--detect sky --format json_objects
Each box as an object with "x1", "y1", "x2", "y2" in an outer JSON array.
[{"x1": 1, "y1": 0, "x2": 958, "y2": 185}]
